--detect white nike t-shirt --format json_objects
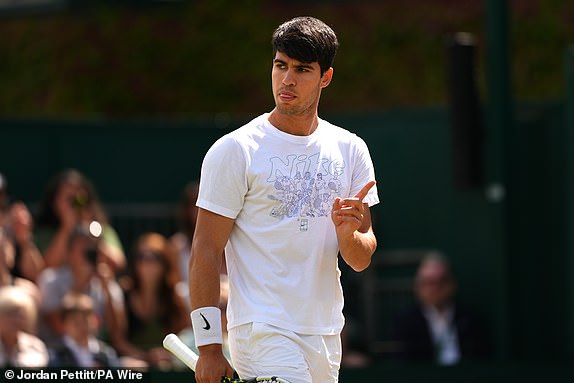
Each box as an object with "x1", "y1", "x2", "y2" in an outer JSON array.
[{"x1": 197, "y1": 113, "x2": 379, "y2": 335}]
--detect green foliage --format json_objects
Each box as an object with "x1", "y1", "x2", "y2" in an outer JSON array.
[{"x1": 0, "y1": 1, "x2": 570, "y2": 118}]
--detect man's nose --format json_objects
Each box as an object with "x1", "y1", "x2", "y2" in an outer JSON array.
[{"x1": 282, "y1": 69, "x2": 296, "y2": 86}]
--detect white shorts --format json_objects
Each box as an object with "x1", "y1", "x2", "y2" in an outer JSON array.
[{"x1": 228, "y1": 322, "x2": 342, "y2": 383}]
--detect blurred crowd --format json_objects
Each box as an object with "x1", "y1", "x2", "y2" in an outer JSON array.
[
  {"x1": 0, "y1": 169, "x2": 223, "y2": 370},
  {"x1": 0, "y1": 169, "x2": 490, "y2": 370}
]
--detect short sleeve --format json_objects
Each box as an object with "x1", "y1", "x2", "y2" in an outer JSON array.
[{"x1": 196, "y1": 134, "x2": 248, "y2": 219}]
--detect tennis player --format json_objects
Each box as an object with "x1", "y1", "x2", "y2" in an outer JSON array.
[{"x1": 189, "y1": 16, "x2": 379, "y2": 383}]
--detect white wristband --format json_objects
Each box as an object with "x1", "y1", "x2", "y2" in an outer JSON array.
[{"x1": 190, "y1": 307, "x2": 223, "y2": 347}]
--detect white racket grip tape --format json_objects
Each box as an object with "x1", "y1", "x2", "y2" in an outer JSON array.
[{"x1": 163, "y1": 333, "x2": 199, "y2": 371}]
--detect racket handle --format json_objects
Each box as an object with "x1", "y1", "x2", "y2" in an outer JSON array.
[{"x1": 163, "y1": 333, "x2": 199, "y2": 371}]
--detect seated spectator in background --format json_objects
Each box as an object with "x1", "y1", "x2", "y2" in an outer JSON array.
[
  {"x1": 0, "y1": 173, "x2": 6, "y2": 217},
  {"x1": 37, "y1": 223, "x2": 125, "y2": 348},
  {"x1": 170, "y1": 181, "x2": 228, "y2": 311},
  {"x1": 170, "y1": 181, "x2": 199, "y2": 285},
  {"x1": 0, "y1": 172, "x2": 44, "y2": 282},
  {"x1": 49, "y1": 292, "x2": 120, "y2": 368},
  {"x1": 169, "y1": 181, "x2": 199, "y2": 309},
  {"x1": 0, "y1": 286, "x2": 48, "y2": 367},
  {"x1": 113, "y1": 232, "x2": 188, "y2": 370},
  {"x1": 35, "y1": 169, "x2": 126, "y2": 274},
  {"x1": 390, "y1": 253, "x2": 490, "y2": 365},
  {"x1": 0, "y1": 229, "x2": 40, "y2": 304}
]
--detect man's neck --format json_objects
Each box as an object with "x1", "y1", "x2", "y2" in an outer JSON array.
[
  {"x1": 268, "y1": 109, "x2": 319, "y2": 136},
  {"x1": 424, "y1": 302, "x2": 454, "y2": 319}
]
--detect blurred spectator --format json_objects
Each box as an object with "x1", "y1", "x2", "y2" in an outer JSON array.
[
  {"x1": 0, "y1": 172, "x2": 44, "y2": 282},
  {"x1": 48, "y1": 292, "x2": 120, "y2": 368},
  {"x1": 0, "y1": 229, "x2": 40, "y2": 304},
  {"x1": 170, "y1": 181, "x2": 227, "y2": 310},
  {"x1": 36, "y1": 223, "x2": 125, "y2": 348},
  {"x1": 113, "y1": 232, "x2": 188, "y2": 369},
  {"x1": 0, "y1": 173, "x2": 7, "y2": 215},
  {"x1": 390, "y1": 253, "x2": 490, "y2": 365},
  {"x1": 168, "y1": 183, "x2": 231, "y2": 369},
  {"x1": 169, "y1": 181, "x2": 199, "y2": 288},
  {"x1": 0, "y1": 286, "x2": 48, "y2": 367},
  {"x1": 35, "y1": 169, "x2": 126, "y2": 274}
]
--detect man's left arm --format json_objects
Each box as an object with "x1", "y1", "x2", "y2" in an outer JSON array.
[{"x1": 331, "y1": 181, "x2": 377, "y2": 272}]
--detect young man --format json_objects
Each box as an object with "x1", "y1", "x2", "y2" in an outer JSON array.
[
  {"x1": 189, "y1": 17, "x2": 379, "y2": 383},
  {"x1": 48, "y1": 292, "x2": 120, "y2": 368}
]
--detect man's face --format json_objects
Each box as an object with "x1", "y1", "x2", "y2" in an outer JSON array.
[
  {"x1": 271, "y1": 51, "x2": 333, "y2": 117},
  {"x1": 64, "y1": 310, "x2": 97, "y2": 340},
  {"x1": 0, "y1": 306, "x2": 27, "y2": 334},
  {"x1": 415, "y1": 261, "x2": 456, "y2": 310}
]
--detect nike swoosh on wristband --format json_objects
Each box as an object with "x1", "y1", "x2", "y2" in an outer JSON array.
[{"x1": 200, "y1": 313, "x2": 211, "y2": 330}]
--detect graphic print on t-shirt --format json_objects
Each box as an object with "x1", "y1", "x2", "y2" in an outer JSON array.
[{"x1": 267, "y1": 152, "x2": 345, "y2": 221}]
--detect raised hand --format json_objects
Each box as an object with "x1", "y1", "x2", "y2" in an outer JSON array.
[
  {"x1": 331, "y1": 181, "x2": 375, "y2": 237},
  {"x1": 9, "y1": 202, "x2": 34, "y2": 244}
]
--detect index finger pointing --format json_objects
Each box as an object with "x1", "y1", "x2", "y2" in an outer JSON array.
[{"x1": 354, "y1": 180, "x2": 376, "y2": 201}]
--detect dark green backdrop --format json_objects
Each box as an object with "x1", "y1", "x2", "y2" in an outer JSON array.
[{"x1": 1, "y1": 102, "x2": 572, "y2": 366}]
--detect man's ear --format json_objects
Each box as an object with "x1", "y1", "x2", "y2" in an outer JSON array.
[{"x1": 321, "y1": 67, "x2": 334, "y2": 88}]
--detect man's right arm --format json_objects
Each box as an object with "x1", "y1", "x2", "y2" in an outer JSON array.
[{"x1": 189, "y1": 207, "x2": 235, "y2": 383}]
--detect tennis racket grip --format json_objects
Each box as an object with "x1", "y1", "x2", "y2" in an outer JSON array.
[{"x1": 163, "y1": 333, "x2": 199, "y2": 371}]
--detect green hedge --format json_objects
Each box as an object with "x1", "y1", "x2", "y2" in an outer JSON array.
[{"x1": 0, "y1": 1, "x2": 571, "y2": 118}]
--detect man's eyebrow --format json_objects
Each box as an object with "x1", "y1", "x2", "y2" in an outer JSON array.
[
  {"x1": 273, "y1": 59, "x2": 315, "y2": 70},
  {"x1": 296, "y1": 63, "x2": 315, "y2": 70}
]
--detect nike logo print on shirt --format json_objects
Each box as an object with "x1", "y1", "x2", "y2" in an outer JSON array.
[{"x1": 200, "y1": 313, "x2": 211, "y2": 330}]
